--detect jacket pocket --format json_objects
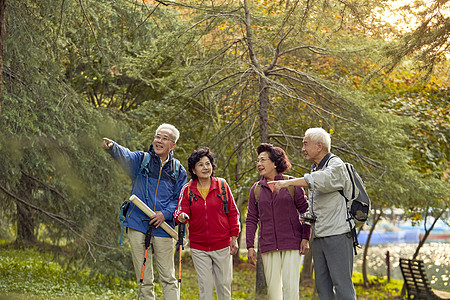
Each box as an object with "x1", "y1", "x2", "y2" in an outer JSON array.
[{"x1": 290, "y1": 218, "x2": 301, "y2": 238}]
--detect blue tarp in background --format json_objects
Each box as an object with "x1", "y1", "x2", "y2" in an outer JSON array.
[
  {"x1": 358, "y1": 229, "x2": 420, "y2": 245},
  {"x1": 357, "y1": 218, "x2": 450, "y2": 245}
]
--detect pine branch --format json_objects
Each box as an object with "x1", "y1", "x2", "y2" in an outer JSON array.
[
  {"x1": 0, "y1": 183, "x2": 116, "y2": 258},
  {"x1": 0, "y1": 183, "x2": 75, "y2": 227},
  {"x1": 20, "y1": 170, "x2": 68, "y2": 203}
]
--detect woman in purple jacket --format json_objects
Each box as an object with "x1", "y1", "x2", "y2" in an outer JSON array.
[{"x1": 246, "y1": 143, "x2": 310, "y2": 300}]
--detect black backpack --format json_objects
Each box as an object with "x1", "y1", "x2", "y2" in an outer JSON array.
[
  {"x1": 325, "y1": 155, "x2": 371, "y2": 228},
  {"x1": 339, "y1": 162, "x2": 371, "y2": 228}
]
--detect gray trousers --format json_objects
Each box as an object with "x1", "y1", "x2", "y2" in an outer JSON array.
[
  {"x1": 313, "y1": 233, "x2": 356, "y2": 300},
  {"x1": 191, "y1": 247, "x2": 233, "y2": 300}
]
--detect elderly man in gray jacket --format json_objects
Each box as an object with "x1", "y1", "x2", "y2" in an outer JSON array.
[{"x1": 272, "y1": 127, "x2": 356, "y2": 300}]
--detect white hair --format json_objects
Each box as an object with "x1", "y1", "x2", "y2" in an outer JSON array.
[
  {"x1": 304, "y1": 128, "x2": 331, "y2": 152},
  {"x1": 156, "y1": 123, "x2": 180, "y2": 143}
]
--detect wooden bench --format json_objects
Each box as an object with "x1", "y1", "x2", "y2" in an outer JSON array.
[{"x1": 399, "y1": 258, "x2": 450, "y2": 300}]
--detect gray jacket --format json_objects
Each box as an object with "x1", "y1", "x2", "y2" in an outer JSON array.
[{"x1": 304, "y1": 155, "x2": 353, "y2": 238}]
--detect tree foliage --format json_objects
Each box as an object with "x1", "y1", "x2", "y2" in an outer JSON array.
[
  {"x1": 1, "y1": 0, "x2": 145, "y2": 278},
  {"x1": 379, "y1": 0, "x2": 450, "y2": 77}
]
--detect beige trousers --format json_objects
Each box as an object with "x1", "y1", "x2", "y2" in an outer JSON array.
[
  {"x1": 128, "y1": 228, "x2": 177, "y2": 300},
  {"x1": 191, "y1": 247, "x2": 233, "y2": 300},
  {"x1": 261, "y1": 249, "x2": 302, "y2": 300}
]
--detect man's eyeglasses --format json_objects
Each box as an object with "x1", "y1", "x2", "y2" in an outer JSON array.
[{"x1": 154, "y1": 135, "x2": 174, "y2": 143}]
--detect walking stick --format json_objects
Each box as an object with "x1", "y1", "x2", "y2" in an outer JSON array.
[
  {"x1": 177, "y1": 223, "x2": 186, "y2": 300},
  {"x1": 137, "y1": 220, "x2": 153, "y2": 300}
]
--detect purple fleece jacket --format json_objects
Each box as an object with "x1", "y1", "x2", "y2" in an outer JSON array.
[{"x1": 246, "y1": 173, "x2": 311, "y2": 253}]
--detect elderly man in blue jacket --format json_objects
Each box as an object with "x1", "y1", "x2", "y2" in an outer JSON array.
[{"x1": 103, "y1": 123, "x2": 187, "y2": 300}]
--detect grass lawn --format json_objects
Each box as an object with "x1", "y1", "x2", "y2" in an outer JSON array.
[{"x1": 0, "y1": 245, "x2": 403, "y2": 299}]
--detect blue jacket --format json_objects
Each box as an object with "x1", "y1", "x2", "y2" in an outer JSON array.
[{"x1": 107, "y1": 142, "x2": 187, "y2": 237}]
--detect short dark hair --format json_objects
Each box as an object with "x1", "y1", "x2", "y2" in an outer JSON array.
[
  {"x1": 256, "y1": 143, "x2": 291, "y2": 173},
  {"x1": 187, "y1": 147, "x2": 217, "y2": 180}
]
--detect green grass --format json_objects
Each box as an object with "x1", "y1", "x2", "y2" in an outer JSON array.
[
  {"x1": 0, "y1": 245, "x2": 137, "y2": 300},
  {"x1": 353, "y1": 273, "x2": 403, "y2": 300},
  {"x1": 0, "y1": 244, "x2": 403, "y2": 299}
]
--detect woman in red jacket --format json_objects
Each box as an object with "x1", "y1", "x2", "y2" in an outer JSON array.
[
  {"x1": 174, "y1": 148, "x2": 240, "y2": 300},
  {"x1": 246, "y1": 143, "x2": 310, "y2": 300}
]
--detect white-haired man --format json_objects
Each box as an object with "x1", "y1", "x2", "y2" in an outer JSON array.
[
  {"x1": 103, "y1": 124, "x2": 187, "y2": 300},
  {"x1": 271, "y1": 127, "x2": 356, "y2": 300}
]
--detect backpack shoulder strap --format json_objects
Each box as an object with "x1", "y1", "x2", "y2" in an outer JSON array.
[
  {"x1": 220, "y1": 178, "x2": 228, "y2": 200},
  {"x1": 282, "y1": 175, "x2": 295, "y2": 201},
  {"x1": 139, "y1": 152, "x2": 150, "y2": 174},
  {"x1": 254, "y1": 183, "x2": 261, "y2": 205},
  {"x1": 217, "y1": 177, "x2": 229, "y2": 214},
  {"x1": 325, "y1": 154, "x2": 337, "y2": 168},
  {"x1": 344, "y1": 163, "x2": 357, "y2": 200},
  {"x1": 311, "y1": 153, "x2": 336, "y2": 172},
  {"x1": 187, "y1": 180, "x2": 198, "y2": 205},
  {"x1": 323, "y1": 155, "x2": 350, "y2": 201},
  {"x1": 172, "y1": 158, "x2": 181, "y2": 180}
]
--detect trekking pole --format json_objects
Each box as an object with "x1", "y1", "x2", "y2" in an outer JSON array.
[
  {"x1": 137, "y1": 220, "x2": 153, "y2": 300},
  {"x1": 177, "y1": 223, "x2": 186, "y2": 300}
]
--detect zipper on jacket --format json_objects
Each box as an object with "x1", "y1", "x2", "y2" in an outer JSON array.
[
  {"x1": 204, "y1": 195, "x2": 211, "y2": 251},
  {"x1": 271, "y1": 187, "x2": 279, "y2": 251},
  {"x1": 154, "y1": 162, "x2": 165, "y2": 211},
  {"x1": 127, "y1": 206, "x2": 135, "y2": 218}
]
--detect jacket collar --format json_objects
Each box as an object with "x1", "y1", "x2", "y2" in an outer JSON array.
[
  {"x1": 148, "y1": 145, "x2": 174, "y2": 162},
  {"x1": 189, "y1": 176, "x2": 219, "y2": 196},
  {"x1": 311, "y1": 152, "x2": 332, "y2": 172}
]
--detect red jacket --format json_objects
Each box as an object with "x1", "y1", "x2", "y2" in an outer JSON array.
[
  {"x1": 246, "y1": 173, "x2": 311, "y2": 253},
  {"x1": 174, "y1": 177, "x2": 241, "y2": 251}
]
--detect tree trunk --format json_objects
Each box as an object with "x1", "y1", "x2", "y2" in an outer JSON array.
[
  {"x1": 259, "y1": 76, "x2": 270, "y2": 144},
  {"x1": 255, "y1": 249, "x2": 267, "y2": 297},
  {"x1": 363, "y1": 211, "x2": 381, "y2": 287},
  {"x1": 15, "y1": 173, "x2": 36, "y2": 243},
  {"x1": 233, "y1": 197, "x2": 244, "y2": 264},
  {"x1": 255, "y1": 77, "x2": 270, "y2": 297},
  {"x1": 243, "y1": 0, "x2": 271, "y2": 295},
  {"x1": 301, "y1": 238, "x2": 314, "y2": 282},
  {"x1": 16, "y1": 203, "x2": 36, "y2": 243},
  {"x1": 401, "y1": 209, "x2": 444, "y2": 296},
  {"x1": 233, "y1": 141, "x2": 243, "y2": 264},
  {"x1": 412, "y1": 210, "x2": 444, "y2": 259},
  {"x1": 0, "y1": 0, "x2": 6, "y2": 115}
]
